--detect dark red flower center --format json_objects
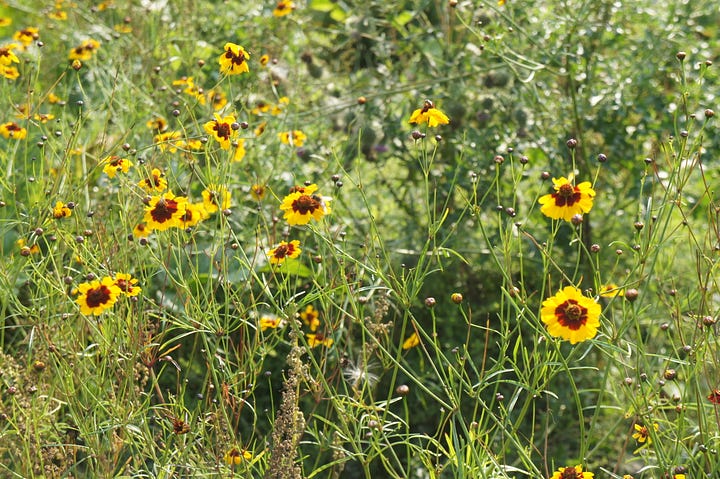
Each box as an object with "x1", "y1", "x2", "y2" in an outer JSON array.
[
  {"x1": 225, "y1": 49, "x2": 246, "y2": 67},
  {"x1": 553, "y1": 183, "x2": 580, "y2": 206},
  {"x1": 115, "y1": 279, "x2": 131, "y2": 292},
  {"x1": 150, "y1": 198, "x2": 179, "y2": 223},
  {"x1": 560, "y1": 467, "x2": 580, "y2": 479},
  {"x1": 273, "y1": 244, "x2": 290, "y2": 259},
  {"x1": 292, "y1": 194, "x2": 320, "y2": 215},
  {"x1": 555, "y1": 300, "x2": 587, "y2": 330},
  {"x1": 6, "y1": 123, "x2": 21, "y2": 132},
  {"x1": 214, "y1": 122, "x2": 231, "y2": 140},
  {"x1": 86, "y1": 285, "x2": 112, "y2": 308},
  {"x1": 707, "y1": 389, "x2": 720, "y2": 404}
]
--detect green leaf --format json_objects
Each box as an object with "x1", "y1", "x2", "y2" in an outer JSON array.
[{"x1": 258, "y1": 258, "x2": 313, "y2": 278}]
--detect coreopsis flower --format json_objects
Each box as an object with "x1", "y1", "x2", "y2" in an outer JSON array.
[
  {"x1": 33, "y1": 113, "x2": 54, "y2": 123},
  {"x1": 146, "y1": 117, "x2": 167, "y2": 132},
  {"x1": 259, "y1": 315, "x2": 283, "y2": 331},
  {"x1": 154, "y1": 131, "x2": 182, "y2": 153},
  {"x1": 250, "y1": 184, "x2": 266, "y2": 201},
  {"x1": 259, "y1": 54, "x2": 270, "y2": 66},
  {"x1": 1, "y1": 66, "x2": 19, "y2": 79},
  {"x1": 538, "y1": 177, "x2": 596, "y2": 221},
  {"x1": 207, "y1": 89, "x2": 228, "y2": 111},
  {"x1": 52, "y1": 201, "x2": 72, "y2": 219},
  {"x1": 254, "y1": 121, "x2": 267, "y2": 137},
  {"x1": 47, "y1": 92, "x2": 62, "y2": 104},
  {"x1": 144, "y1": 192, "x2": 187, "y2": 231},
  {"x1": 102, "y1": 155, "x2": 133, "y2": 178},
  {"x1": 267, "y1": 240, "x2": 301, "y2": 265},
  {"x1": 0, "y1": 18, "x2": 11, "y2": 27},
  {"x1": 632, "y1": 422, "x2": 658, "y2": 445},
  {"x1": 49, "y1": 10, "x2": 68, "y2": 20},
  {"x1": 68, "y1": 39, "x2": 100, "y2": 61},
  {"x1": 708, "y1": 388, "x2": 720, "y2": 404},
  {"x1": 409, "y1": 100, "x2": 450, "y2": 127},
  {"x1": 307, "y1": 332, "x2": 333, "y2": 348},
  {"x1": 599, "y1": 284, "x2": 624, "y2": 298},
  {"x1": 13, "y1": 27, "x2": 38, "y2": 49},
  {"x1": 179, "y1": 202, "x2": 209, "y2": 228},
  {"x1": 113, "y1": 273, "x2": 141, "y2": 296},
  {"x1": 76, "y1": 277, "x2": 122, "y2": 315},
  {"x1": 278, "y1": 130, "x2": 307, "y2": 147},
  {"x1": 138, "y1": 168, "x2": 167, "y2": 192},
  {"x1": 202, "y1": 185, "x2": 231, "y2": 214},
  {"x1": 224, "y1": 447, "x2": 252, "y2": 465},
  {"x1": 203, "y1": 113, "x2": 236, "y2": 150},
  {"x1": 273, "y1": 1, "x2": 295, "y2": 16},
  {"x1": 133, "y1": 222, "x2": 151, "y2": 238},
  {"x1": 0, "y1": 121, "x2": 26, "y2": 139},
  {"x1": 402, "y1": 332, "x2": 420, "y2": 350},
  {"x1": 232, "y1": 139, "x2": 246, "y2": 162},
  {"x1": 172, "y1": 76, "x2": 206, "y2": 105},
  {"x1": 219, "y1": 42, "x2": 250, "y2": 76},
  {"x1": 279, "y1": 184, "x2": 331, "y2": 226},
  {"x1": 540, "y1": 286, "x2": 601, "y2": 344},
  {"x1": 17, "y1": 238, "x2": 40, "y2": 255},
  {"x1": 299, "y1": 304, "x2": 320, "y2": 331},
  {"x1": 0, "y1": 43, "x2": 19, "y2": 66},
  {"x1": 179, "y1": 139, "x2": 203, "y2": 151},
  {"x1": 549, "y1": 465, "x2": 594, "y2": 479},
  {"x1": 251, "y1": 101, "x2": 271, "y2": 115}
]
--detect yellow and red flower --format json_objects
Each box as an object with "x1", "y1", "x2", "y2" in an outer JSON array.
[
  {"x1": 102, "y1": 155, "x2": 133, "y2": 178},
  {"x1": 0, "y1": 121, "x2": 26, "y2": 139},
  {"x1": 409, "y1": 100, "x2": 450, "y2": 127},
  {"x1": 68, "y1": 39, "x2": 100, "y2": 61},
  {"x1": 138, "y1": 168, "x2": 167, "y2": 193},
  {"x1": 179, "y1": 202, "x2": 209, "y2": 228},
  {"x1": 279, "y1": 184, "x2": 331, "y2": 226},
  {"x1": 540, "y1": 286, "x2": 601, "y2": 344},
  {"x1": 201, "y1": 185, "x2": 231, "y2": 214},
  {"x1": 0, "y1": 43, "x2": 19, "y2": 66},
  {"x1": 273, "y1": 1, "x2": 295, "y2": 16},
  {"x1": 538, "y1": 176, "x2": 596, "y2": 221},
  {"x1": 13, "y1": 27, "x2": 38, "y2": 49},
  {"x1": 708, "y1": 388, "x2": 720, "y2": 404},
  {"x1": 307, "y1": 332, "x2": 334, "y2": 348},
  {"x1": 52, "y1": 201, "x2": 72, "y2": 219},
  {"x1": 632, "y1": 422, "x2": 658, "y2": 445},
  {"x1": 549, "y1": 465, "x2": 594, "y2": 479},
  {"x1": 259, "y1": 315, "x2": 283, "y2": 331},
  {"x1": 144, "y1": 192, "x2": 187, "y2": 231},
  {"x1": 223, "y1": 447, "x2": 252, "y2": 465},
  {"x1": 76, "y1": 277, "x2": 122, "y2": 315},
  {"x1": 299, "y1": 304, "x2": 320, "y2": 331},
  {"x1": 278, "y1": 130, "x2": 307, "y2": 147},
  {"x1": 113, "y1": 273, "x2": 141, "y2": 296},
  {"x1": 154, "y1": 131, "x2": 182, "y2": 153},
  {"x1": 203, "y1": 113, "x2": 237, "y2": 150},
  {"x1": 219, "y1": 42, "x2": 250, "y2": 76},
  {"x1": 267, "y1": 240, "x2": 301, "y2": 265}
]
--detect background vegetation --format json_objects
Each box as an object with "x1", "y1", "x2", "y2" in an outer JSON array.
[{"x1": 0, "y1": 0, "x2": 718, "y2": 477}]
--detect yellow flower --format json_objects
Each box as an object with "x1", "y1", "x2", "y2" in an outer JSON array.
[
  {"x1": 279, "y1": 184, "x2": 331, "y2": 226},
  {"x1": 599, "y1": 283, "x2": 624, "y2": 298},
  {"x1": 259, "y1": 315, "x2": 283, "y2": 331},
  {"x1": 49, "y1": 10, "x2": 68, "y2": 20},
  {"x1": 538, "y1": 177, "x2": 596, "y2": 221},
  {"x1": 223, "y1": 447, "x2": 252, "y2": 465},
  {"x1": 402, "y1": 332, "x2": 420, "y2": 350},
  {"x1": 102, "y1": 155, "x2": 133, "y2": 178},
  {"x1": 13, "y1": 27, "x2": 38, "y2": 49},
  {"x1": 154, "y1": 131, "x2": 182, "y2": 153},
  {"x1": 203, "y1": 113, "x2": 237, "y2": 150},
  {"x1": 47, "y1": 93, "x2": 62, "y2": 104},
  {"x1": 33, "y1": 113, "x2": 54, "y2": 123},
  {"x1": 144, "y1": 192, "x2": 187, "y2": 231},
  {"x1": 207, "y1": 89, "x2": 228, "y2": 111},
  {"x1": 250, "y1": 184, "x2": 266, "y2": 201},
  {"x1": 133, "y1": 222, "x2": 151, "y2": 238},
  {"x1": 201, "y1": 184, "x2": 231, "y2": 214},
  {"x1": 259, "y1": 54, "x2": 270, "y2": 66},
  {"x1": 299, "y1": 305, "x2": 320, "y2": 331},
  {"x1": 52, "y1": 201, "x2": 72, "y2": 219},
  {"x1": 540, "y1": 286, "x2": 601, "y2": 344},
  {"x1": 146, "y1": 117, "x2": 167, "y2": 132},
  {"x1": 632, "y1": 422, "x2": 658, "y2": 445},
  {"x1": 268, "y1": 240, "x2": 301, "y2": 265},
  {"x1": 0, "y1": 43, "x2": 19, "y2": 66},
  {"x1": 1, "y1": 66, "x2": 19, "y2": 80},
  {"x1": 409, "y1": 100, "x2": 450, "y2": 127},
  {"x1": 254, "y1": 121, "x2": 267, "y2": 137},
  {"x1": 232, "y1": 139, "x2": 246, "y2": 162},
  {"x1": 219, "y1": 42, "x2": 250, "y2": 75},
  {"x1": 0, "y1": 18, "x2": 12, "y2": 27},
  {"x1": 0, "y1": 121, "x2": 26, "y2": 139},
  {"x1": 179, "y1": 202, "x2": 209, "y2": 228},
  {"x1": 273, "y1": 1, "x2": 295, "y2": 16},
  {"x1": 138, "y1": 168, "x2": 167, "y2": 193},
  {"x1": 307, "y1": 332, "x2": 333, "y2": 348},
  {"x1": 113, "y1": 273, "x2": 141, "y2": 297},
  {"x1": 278, "y1": 130, "x2": 307, "y2": 147},
  {"x1": 549, "y1": 465, "x2": 594, "y2": 479},
  {"x1": 76, "y1": 277, "x2": 122, "y2": 315},
  {"x1": 68, "y1": 39, "x2": 100, "y2": 61}
]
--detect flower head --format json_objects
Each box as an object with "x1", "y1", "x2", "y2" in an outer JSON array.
[
  {"x1": 259, "y1": 315, "x2": 283, "y2": 331},
  {"x1": 138, "y1": 168, "x2": 167, "y2": 193},
  {"x1": 76, "y1": 277, "x2": 122, "y2": 315},
  {"x1": 541, "y1": 286, "x2": 601, "y2": 344},
  {"x1": 102, "y1": 155, "x2": 133, "y2": 178},
  {"x1": 549, "y1": 465, "x2": 594, "y2": 479},
  {"x1": 402, "y1": 332, "x2": 420, "y2": 350},
  {"x1": 219, "y1": 42, "x2": 250, "y2": 76},
  {"x1": 179, "y1": 203, "x2": 209, "y2": 228},
  {"x1": 52, "y1": 201, "x2": 72, "y2": 219},
  {"x1": 154, "y1": 131, "x2": 182, "y2": 153},
  {"x1": 1, "y1": 65, "x2": 19, "y2": 79},
  {"x1": 632, "y1": 422, "x2": 658, "y2": 445},
  {"x1": 708, "y1": 388, "x2": 720, "y2": 404},
  {"x1": 13, "y1": 27, "x2": 38, "y2": 49},
  {"x1": 232, "y1": 139, "x2": 246, "y2": 162},
  {"x1": 113, "y1": 273, "x2": 141, "y2": 296},
  {"x1": 203, "y1": 113, "x2": 237, "y2": 150},
  {"x1": 409, "y1": 100, "x2": 450, "y2": 127},
  {"x1": 224, "y1": 447, "x2": 252, "y2": 465},
  {"x1": 133, "y1": 222, "x2": 151, "y2": 238},
  {"x1": 279, "y1": 184, "x2": 331, "y2": 226},
  {"x1": 0, "y1": 121, "x2": 27, "y2": 139},
  {"x1": 278, "y1": 130, "x2": 307, "y2": 147},
  {"x1": 69, "y1": 39, "x2": 100, "y2": 60},
  {"x1": 207, "y1": 89, "x2": 228, "y2": 111},
  {"x1": 250, "y1": 184, "x2": 266, "y2": 201},
  {"x1": 300, "y1": 305, "x2": 320, "y2": 331},
  {"x1": 539, "y1": 177, "x2": 596, "y2": 221},
  {"x1": 0, "y1": 43, "x2": 19, "y2": 66},
  {"x1": 599, "y1": 283, "x2": 624, "y2": 298},
  {"x1": 273, "y1": 1, "x2": 295, "y2": 17},
  {"x1": 201, "y1": 185, "x2": 231, "y2": 214},
  {"x1": 146, "y1": 117, "x2": 167, "y2": 132},
  {"x1": 268, "y1": 240, "x2": 301, "y2": 265},
  {"x1": 144, "y1": 192, "x2": 187, "y2": 231},
  {"x1": 307, "y1": 332, "x2": 334, "y2": 348}
]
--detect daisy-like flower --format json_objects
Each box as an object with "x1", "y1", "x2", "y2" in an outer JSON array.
[
  {"x1": 599, "y1": 283, "x2": 624, "y2": 298},
  {"x1": 402, "y1": 332, "x2": 420, "y2": 350},
  {"x1": 232, "y1": 139, "x2": 246, "y2": 162},
  {"x1": 250, "y1": 184, "x2": 266, "y2": 201},
  {"x1": 154, "y1": 131, "x2": 182, "y2": 153},
  {"x1": 0, "y1": 43, "x2": 19, "y2": 66},
  {"x1": 409, "y1": 99, "x2": 450, "y2": 127},
  {"x1": 133, "y1": 222, "x2": 151, "y2": 238},
  {"x1": 178, "y1": 139, "x2": 203, "y2": 151},
  {"x1": 138, "y1": 168, "x2": 167, "y2": 192},
  {"x1": 300, "y1": 304, "x2": 320, "y2": 331},
  {"x1": 76, "y1": 277, "x2": 122, "y2": 315},
  {"x1": 632, "y1": 422, "x2": 658, "y2": 445},
  {"x1": 47, "y1": 92, "x2": 62, "y2": 104},
  {"x1": 307, "y1": 332, "x2": 334, "y2": 348},
  {"x1": 1, "y1": 66, "x2": 19, "y2": 80},
  {"x1": 708, "y1": 388, "x2": 720, "y2": 404},
  {"x1": 540, "y1": 286, "x2": 601, "y2": 344},
  {"x1": 68, "y1": 39, "x2": 100, "y2": 61},
  {"x1": 279, "y1": 184, "x2": 331, "y2": 226},
  {"x1": 0, "y1": 18, "x2": 11, "y2": 27},
  {"x1": 179, "y1": 202, "x2": 209, "y2": 228},
  {"x1": 146, "y1": 117, "x2": 167, "y2": 132},
  {"x1": 113, "y1": 273, "x2": 141, "y2": 296},
  {"x1": 203, "y1": 113, "x2": 237, "y2": 150},
  {"x1": 273, "y1": 1, "x2": 295, "y2": 16},
  {"x1": 49, "y1": 10, "x2": 68, "y2": 20},
  {"x1": 144, "y1": 192, "x2": 187, "y2": 231},
  {"x1": 254, "y1": 121, "x2": 267, "y2": 137},
  {"x1": 219, "y1": 42, "x2": 250, "y2": 76},
  {"x1": 223, "y1": 447, "x2": 252, "y2": 465},
  {"x1": 33, "y1": 113, "x2": 54, "y2": 123},
  {"x1": 52, "y1": 201, "x2": 72, "y2": 219},
  {"x1": 207, "y1": 89, "x2": 228, "y2": 111},
  {"x1": 259, "y1": 54, "x2": 270, "y2": 67},
  {"x1": 201, "y1": 184, "x2": 231, "y2": 214},
  {"x1": 267, "y1": 240, "x2": 301, "y2": 265},
  {"x1": 538, "y1": 177, "x2": 596, "y2": 221},
  {"x1": 13, "y1": 27, "x2": 38, "y2": 49},
  {"x1": 278, "y1": 130, "x2": 307, "y2": 147},
  {"x1": 0, "y1": 121, "x2": 27, "y2": 139},
  {"x1": 259, "y1": 315, "x2": 283, "y2": 331},
  {"x1": 102, "y1": 155, "x2": 133, "y2": 178},
  {"x1": 549, "y1": 465, "x2": 594, "y2": 479}
]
